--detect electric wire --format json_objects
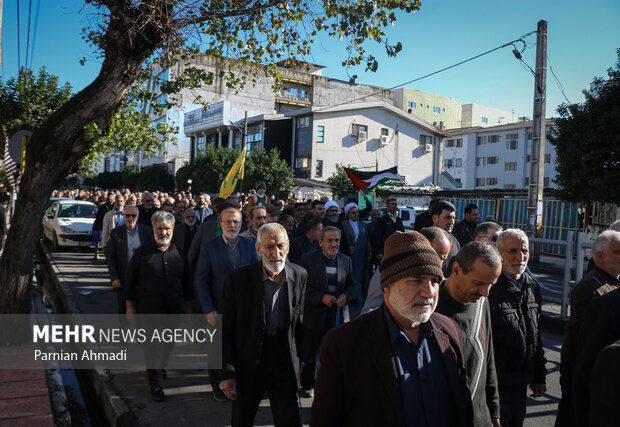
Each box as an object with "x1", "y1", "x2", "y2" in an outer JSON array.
[
  {"x1": 16, "y1": 0, "x2": 21, "y2": 72},
  {"x1": 29, "y1": 0, "x2": 41, "y2": 69},
  {"x1": 25, "y1": 0, "x2": 32, "y2": 69},
  {"x1": 547, "y1": 54, "x2": 572, "y2": 104}
]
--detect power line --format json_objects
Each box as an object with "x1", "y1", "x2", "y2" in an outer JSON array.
[
  {"x1": 16, "y1": 0, "x2": 21, "y2": 72},
  {"x1": 547, "y1": 54, "x2": 571, "y2": 104},
  {"x1": 29, "y1": 0, "x2": 41, "y2": 69},
  {"x1": 25, "y1": 0, "x2": 32, "y2": 69}
]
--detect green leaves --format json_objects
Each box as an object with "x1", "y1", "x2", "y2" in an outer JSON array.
[{"x1": 327, "y1": 164, "x2": 358, "y2": 198}]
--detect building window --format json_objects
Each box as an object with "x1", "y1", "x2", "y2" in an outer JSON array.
[
  {"x1": 297, "y1": 116, "x2": 310, "y2": 128},
  {"x1": 381, "y1": 128, "x2": 389, "y2": 136},
  {"x1": 526, "y1": 130, "x2": 533, "y2": 140},
  {"x1": 477, "y1": 136, "x2": 487, "y2": 145},
  {"x1": 295, "y1": 157, "x2": 309, "y2": 169},
  {"x1": 476, "y1": 178, "x2": 485, "y2": 187},
  {"x1": 506, "y1": 133, "x2": 518, "y2": 150},
  {"x1": 525, "y1": 177, "x2": 529, "y2": 186},
  {"x1": 488, "y1": 135, "x2": 500, "y2": 143},
  {"x1": 407, "y1": 101, "x2": 416, "y2": 109},
  {"x1": 444, "y1": 159, "x2": 454, "y2": 168},
  {"x1": 476, "y1": 157, "x2": 487, "y2": 166},
  {"x1": 487, "y1": 156, "x2": 499, "y2": 165},
  {"x1": 505, "y1": 184, "x2": 516, "y2": 189},
  {"x1": 455, "y1": 158, "x2": 463, "y2": 167},
  {"x1": 456, "y1": 138, "x2": 463, "y2": 147},
  {"x1": 545, "y1": 153, "x2": 551, "y2": 164},
  {"x1": 351, "y1": 123, "x2": 368, "y2": 136},
  {"x1": 420, "y1": 135, "x2": 433, "y2": 145},
  {"x1": 317, "y1": 125, "x2": 325, "y2": 143},
  {"x1": 455, "y1": 178, "x2": 461, "y2": 183},
  {"x1": 544, "y1": 177, "x2": 550, "y2": 187},
  {"x1": 526, "y1": 155, "x2": 531, "y2": 163},
  {"x1": 290, "y1": 88, "x2": 298, "y2": 99},
  {"x1": 482, "y1": 117, "x2": 488, "y2": 124},
  {"x1": 433, "y1": 106, "x2": 441, "y2": 113},
  {"x1": 486, "y1": 177, "x2": 498, "y2": 185},
  {"x1": 445, "y1": 139, "x2": 454, "y2": 148},
  {"x1": 315, "y1": 160, "x2": 323, "y2": 177},
  {"x1": 505, "y1": 162, "x2": 517, "y2": 171}
]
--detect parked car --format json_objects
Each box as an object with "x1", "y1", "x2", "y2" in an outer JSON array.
[
  {"x1": 42, "y1": 200, "x2": 97, "y2": 250},
  {"x1": 366, "y1": 206, "x2": 426, "y2": 230}
]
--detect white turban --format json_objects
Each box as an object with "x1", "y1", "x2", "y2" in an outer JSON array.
[
  {"x1": 324, "y1": 200, "x2": 339, "y2": 211},
  {"x1": 344, "y1": 202, "x2": 357, "y2": 215}
]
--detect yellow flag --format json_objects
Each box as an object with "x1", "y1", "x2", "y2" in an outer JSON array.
[{"x1": 219, "y1": 144, "x2": 247, "y2": 198}]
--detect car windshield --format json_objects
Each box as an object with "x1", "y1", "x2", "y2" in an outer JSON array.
[{"x1": 57, "y1": 204, "x2": 96, "y2": 218}]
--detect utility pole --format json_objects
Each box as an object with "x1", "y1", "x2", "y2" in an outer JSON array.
[{"x1": 526, "y1": 20, "x2": 547, "y2": 259}]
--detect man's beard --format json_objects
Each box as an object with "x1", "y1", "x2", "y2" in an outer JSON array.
[
  {"x1": 326, "y1": 214, "x2": 339, "y2": 223},
  {"x1": 263, "y1": 254, "x2": 286, "y2": 275},
  {"x1": 505, "y1": 263, "x2": 527, "y2": 278},
  {"x1": 185, "y1": 218, "x2": 196, "y2": 227},
  {"x1": 388, "y1": 293, "x2": 437, "y2": 328},
  {"x1": 155, "y1": 234, "x2": 172, "y2": 247}
]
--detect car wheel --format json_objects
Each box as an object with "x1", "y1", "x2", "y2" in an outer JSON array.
[{"x1": 52, "y1": 232, "x2": 60, "y2": 252}]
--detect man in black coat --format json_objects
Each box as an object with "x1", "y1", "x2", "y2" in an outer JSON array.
[
  {"x1": 299, "y1": 226, "x2": 357, "y2": 396},
  {"x1": 311, "y1": 231, "x2": 472, "y2": 427},
  {"x1": 488, "y1": 229, "x2": 547, "y2": 427},
  {"x1": 413, "y1": 198, "x2": 439, "y2": 232},
  {"x1": 137, "y1": 192, "x2": 160, "y2": 226},
  {"x1": 431, "y1": 200, "x2": 460, "y2": 277},
  {"x1": 218, "y1": 223, "x2": 307, "y2": 427},
  {"x1": 374, "y1": 198, "x2": 404, "y2": 262},
  {"x1": 288, "y1": 218, "x2": 322, "y2": 265},
  {"x1": 105, "y1": 205, "x2": 153, "y2": 317},
  {"x1": 452, "y1": 203, "x2": 479, "y2": 247}
]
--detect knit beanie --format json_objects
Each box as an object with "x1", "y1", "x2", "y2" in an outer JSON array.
[{"x1": 379, "y1": 231, "x2": 444, "y2": 290}]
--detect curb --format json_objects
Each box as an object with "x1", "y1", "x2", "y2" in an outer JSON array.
[{"x1": 36, "y1": 241, "x2": 132, "y2": 426}]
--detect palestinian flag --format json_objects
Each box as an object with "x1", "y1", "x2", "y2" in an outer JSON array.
[{"x1": 344, "y1": 166, "x2": 402, "y2": 193}]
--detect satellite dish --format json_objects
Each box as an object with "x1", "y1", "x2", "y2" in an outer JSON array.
[{"x1": 7, "y1": 131, "x2": 33, "y2": 166}]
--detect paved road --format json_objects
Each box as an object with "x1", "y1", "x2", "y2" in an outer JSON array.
[{"x1": 46, "y1": 246, "x2": 565, "y2": 427}]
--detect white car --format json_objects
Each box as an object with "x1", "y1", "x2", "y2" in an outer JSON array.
[{"x1": 42, "y1": 200, "x2": 97, "y2": 250}]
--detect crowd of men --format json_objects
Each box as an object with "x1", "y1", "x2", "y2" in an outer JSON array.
[{"x1": 45, "y1": 182, "x2": 620, "y2": 427}]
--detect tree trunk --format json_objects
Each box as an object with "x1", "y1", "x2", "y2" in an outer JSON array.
[{"x1": 0, "y1": 5, "x2": 167, "y2": 313}]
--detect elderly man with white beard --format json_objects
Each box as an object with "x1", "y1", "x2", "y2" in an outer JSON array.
[
  {"x1": 488, "y1": 229, "x2": 547, "y2": 427},
  {"x1": 124, "y1": 210, "x2": 194, "y2": 402},
  {"x1": 219, "y1": 223, "x2": 307, "y2": 427},
  {"x1": 311, "y1": 231, "x2": 473, "y2": 427}
]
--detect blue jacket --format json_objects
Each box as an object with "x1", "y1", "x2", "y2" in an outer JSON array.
[{"x1": 195, "y1": 235, "x2": 258, "y2": 313}]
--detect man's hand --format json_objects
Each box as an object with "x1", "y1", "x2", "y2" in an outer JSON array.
[
  {"x1": 111, "y1": 279, "x2": 121, "y2": 289},
  {"x1": 336, "y1": 294, "x2": 347, "y2": 307},
  {"x1": 206, "y1": 311, "x2": 217, "y2": 326},
  {"x1": 491, "y1": 417, "x2": 501, "y2": 427},
  {"x1": 529, "y1": 383, "x2": 546, "y2": 398},
  {"x1": 220, "y1": 379, "x2": 237, "y2": 400},
  {"x1": 322, "y1": 295, "x2": 336, "y2": 307},
  {"x1": 126, "y1": 302, "x2": 135, "y2": 323}
]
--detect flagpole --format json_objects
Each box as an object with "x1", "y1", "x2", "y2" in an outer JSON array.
[{"x1": 237, "y1": 111, "x2": 247, "y2": 195}]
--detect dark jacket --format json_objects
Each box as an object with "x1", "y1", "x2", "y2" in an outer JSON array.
[
  {"x1": 124, "y1": 242, "x2": 193, "y2": 314},
  {"x1": 186, "y1": 218, "x2": 219, "y2": 270},
  {"x1": 105, "y1": 224, "x2": 153, "y2": 283},
  {"x1": 137, "y1": 204, "x2": 160, "y2": 227},
  {"x1": 436, "y1": 283, "x2": 500, "y2": 426},
  {"x1": 452, "y1": 219, "x2": 477, "y2": 248},
  {"x1": 173, "y1": 222, "x2": 198, "y2": 254},
  {"x1": 310, "y1": 305, "x2": 473, "y2": 427},
  {"x1": 288, "y1": 234, "x2": 319, "y2": 265},
  {"x1": 300, "y1": 250, "x2": 357, "y2": 330},
  {"x1": 375, "y1": 213, "x2": 404, "y2": 256},
  {"x1": 589, "y1": 339, "x2": 620, "y2": 427},
  {"x1": 219, "y1": 261, "x2": 307, "y2": 388},
  {"x1": 488, "y1": 272, "x2": 547, "y2": 390},
  {"x1": 572, "y1": 288, "x2": 620, "y2": 427},
  {"x1": 561, "y1": 266, "x2": 620, "y2": 365},
  {"x1": 93, "y1": 202, "x2": 111, "y2": 232},
  {"x1": 195, "y1": 235, "x2": 258, "y2": 314},
  {"x1": 413, "y1": 210, "x2": 433, "y2": 231}
]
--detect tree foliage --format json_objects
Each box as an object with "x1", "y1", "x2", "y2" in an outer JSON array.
[
  {"x1": 241, "y1": 148, "x2": 293, "y2": 194},
  {"x1": 548, "y1": 49, "x2": 620, "y2": 203},
  {"x1": 0, "y1": 0, "x2": 421, "y2": 313},
  {"x1": 327, "y1": 163, "x2": 358, "y2": 198}
]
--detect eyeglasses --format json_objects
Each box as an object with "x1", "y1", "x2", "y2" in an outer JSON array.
[
  {"x1": 222, "y1": 219, "x2": 242, "y2": 226},
  {"x1": 124, "y1": 214, "x2": 137, "y2": 218}
]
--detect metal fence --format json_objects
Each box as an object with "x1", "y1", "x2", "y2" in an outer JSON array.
[{"x1": 443, "y1": 196, "x2": 581, "y2": 256}]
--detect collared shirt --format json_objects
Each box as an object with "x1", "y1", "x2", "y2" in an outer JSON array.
[
  {"x1": 388, "y1": 211, "x2": 398, "y2": 223},
  {"x1": 126, "y1": 227, "x2": 141, "y2": 264},
  {"x1": 502, "y1": 272, "x2": 526, "y2": 290},
  {"x1": 348, "y1": 218, "x2": 360, "y2": 241},
  {"x1": 222, "y1": 234, "x2": 241, "y2": 269},
  {"x1": 222, "y1": 234, "x2": 239, "y2": 250},
  {"x1": 262, "y1": 268, "x2": 289, "y2": 330},
  {"x1": 384, "y1": 306, "x2": 454, "y2": 427},
  {"x1": 115, "y1": 210, "x2": 125, "y2": 227}
]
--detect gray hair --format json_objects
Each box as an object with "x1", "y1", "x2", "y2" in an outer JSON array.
[
  {"x1": 454, "y1": 241, "x2": 502, "y2": 274},
  {"x1": 183, "y1": 207, "x2": 196, "y2": 215},
  {"x1": 250, "y1": 205, "x2": 267, "y2": 218},
  {"x1": 475, "y1": 222, "x2": 503, "y2": 238},
  {"x1": 319, "y1": 226, "x2": 341, "y2": 241},
  {"x1": 151, "y1": 210, "x2": 175, "y2": 227},
  {"x1": 256, "y1": 223, "x2": 289, "y2": 245},
  {"x1": 496, "y1": 228, "x2": 528, "y2": 251},
  {"x1": 124, "y1": 205, "x2": 138, "y2": 214},
  {"x1": 592, "y1": 230, "x2": 620, "y2": 256},
  {"x1": 610, "y1": 220, "x2": 620, "y2": 232}
]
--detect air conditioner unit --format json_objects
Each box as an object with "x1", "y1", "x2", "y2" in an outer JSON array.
[
  {"x1": 424, "y1": 143, "x2": 433, "y2": 153},
  {"x1": 357, "y1": 130, "x2": 367, "y2": 142},
  {"x1": 380, "y1": 135, "x2": 389, "y2": 146}
]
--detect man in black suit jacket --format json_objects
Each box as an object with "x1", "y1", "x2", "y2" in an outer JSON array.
[
  {"x1": 173, "y1": 208, "x2": 198, "y2": 254},
  {"x1": 219, "y1": 223, "x2": 307, "y2": 427},
  {"x1": 374, "y1": 198, "x2": 404, "y2": 262},
  {"x1": 288, "y1": 218, "x2": 322, "y2": 265},
  {"x1": 299, "y1": 226, "x2": 357, "y2": 396},
  {"x1": 311, "y1": 231, "x2": 473, "y2": 427},
  {"x1": 105, "y1": 205, "x2": 153, "y2": 317}
]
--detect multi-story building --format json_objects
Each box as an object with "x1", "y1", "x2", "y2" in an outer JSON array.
[
  {"x1": 440, "y1": 120, "x2": 557, "y2": 191},
  {"x1": 461, "y1": 103, "x2": 521, "y2": 128},
  {"x1": 393, "y1": 88, "x2": 462, "y2": 129}
]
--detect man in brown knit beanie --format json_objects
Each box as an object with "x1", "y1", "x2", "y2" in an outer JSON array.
[{"x1": 311, "y1": 231, "x2": 473, "y2": 427}]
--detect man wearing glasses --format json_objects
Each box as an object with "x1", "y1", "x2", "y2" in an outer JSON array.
[
  {"x1": 137, "y1": 192, "x2": 160, "y2": 227},
  {"x1": 475, "y1": 222, "x2": 503, "y2": 244},
  {"x1": 195, "y1": 205, "x2": 258, "y2": 402},
  {"x1": 105, "y1": 205, "x2": 154, "y2": 320}
]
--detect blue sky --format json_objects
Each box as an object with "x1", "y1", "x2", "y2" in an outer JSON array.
[{"x1": 2, "y1": 0, "x2": 619, "y2": 118}]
